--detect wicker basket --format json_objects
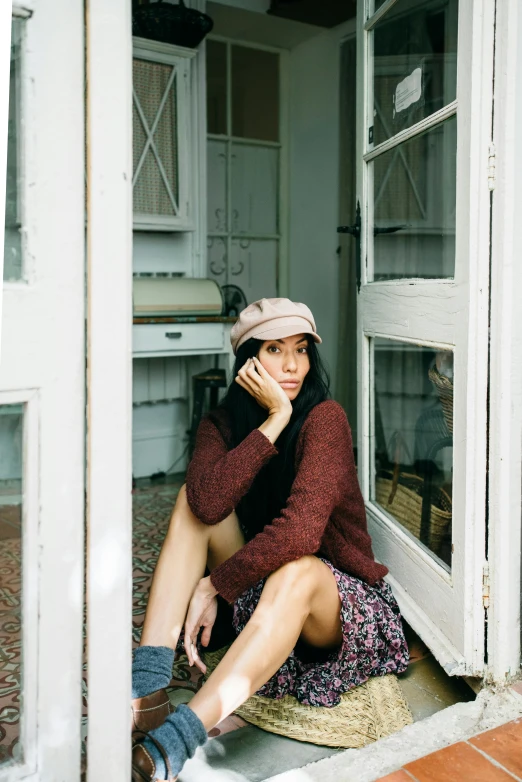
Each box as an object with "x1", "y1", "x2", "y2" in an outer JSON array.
[
  {"x1": 132, "y1": 0, "x2": 214, "y2": 48},
  {"x1": 428, "y1": 365, "x2": 453, "y2": 434},
  {"x1": 375, "y1": 471, "x2": 451, "y2": 555},
  {"x1": 201, "y1": 648, "x2": 412, "y2": 748}
]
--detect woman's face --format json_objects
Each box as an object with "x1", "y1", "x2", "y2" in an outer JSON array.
[{"x1": 257, "y1": 333, "x2": 311, "y2": 401}]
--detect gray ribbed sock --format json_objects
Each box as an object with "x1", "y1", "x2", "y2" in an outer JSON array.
[
  {"x1": 132, "y1": 645, "x2": 175, "y2": 699},
  {"x1": 142, "y1": 704, "x2": 208, "y2": 780}
]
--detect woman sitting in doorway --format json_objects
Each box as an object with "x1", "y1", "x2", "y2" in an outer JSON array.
[{"x1": 131, "y1": 298, "x2": 409, "y2": 782}]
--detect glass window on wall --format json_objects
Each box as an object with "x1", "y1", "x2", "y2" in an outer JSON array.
[
  {"x1": 372, "y1": 338, "x2": 453, "y2": 569},
  {"x1": 206, "y1": 40, "x2": 280, "y2": 306},
  {"x1": 0, "y1": 404, "x2": 24, "y2": 765},
  {"x1": 4, "y1": 20, "x2": 23, "y2": 282}
]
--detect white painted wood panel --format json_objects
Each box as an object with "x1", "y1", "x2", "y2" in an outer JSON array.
[
  {"x1": 486, "y1": 0, "x2": 522, "y2": 681},
  {"x1": 360, "y1": 281, "x2": 461, "y2": 346},
  {"x1": 0, "y1": 1, "x2": 85, "y2": 778},
  {"x1": 0, "y1": 6, "x2": 10, "y2": 329},
  {"x1": 86, "y1": 0, "x2": 133, "y2": 779},
  {"x1": 133, "y1": 322, "x2": 225, "y2": 354}
]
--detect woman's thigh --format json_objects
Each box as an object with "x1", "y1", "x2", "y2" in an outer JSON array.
[{"x1": 206, "y1": 510, "x2": 245, "y2": 571}]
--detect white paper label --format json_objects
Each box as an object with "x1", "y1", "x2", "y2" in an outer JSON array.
[{"x1": 394, "y1": 68, "x2": 422, "y2": 115}]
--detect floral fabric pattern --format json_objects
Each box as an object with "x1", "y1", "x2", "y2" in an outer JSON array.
[{"x1": 233, "y1": 558, "x2": 409, "y2": 707}]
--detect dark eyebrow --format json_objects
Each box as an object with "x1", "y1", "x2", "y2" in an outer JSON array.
[{"x1": 273, "y1": 337, "x2": 308, "y2": 345}]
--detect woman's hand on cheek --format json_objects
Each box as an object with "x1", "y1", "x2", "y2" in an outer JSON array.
[{"x1": 235, "y1": 357, "x2": 292, "y2": 420}]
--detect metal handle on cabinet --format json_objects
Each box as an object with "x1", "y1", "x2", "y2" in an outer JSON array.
[{"x1": 165, "y1": 332, "x2": 183, "y2": 339}]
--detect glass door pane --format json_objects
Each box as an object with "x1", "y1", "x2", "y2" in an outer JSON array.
[
  {"x1": 372, "y1": 340, "x2": 453, "y2": 568},
  {"x1": 206, "y1": 40, "x2": 227, "y2": 135},
  {"x1": 371, "y1": 115, "x2": 456, "y2": 280},
  {"x1": 232, "y1": 45, "x2": 279, "y2": 141},
  {"x1": 372, "y1": 0, "x2": 458, "y2": 145},
  {"x1": 4, "y1": 20, "x2": 22, "y2": 282},
  {"x1": 0, "y1": 404, "x2": 23, "y2": 765}
]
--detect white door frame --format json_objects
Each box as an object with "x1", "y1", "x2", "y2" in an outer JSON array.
[
  {"x1": 0, "y1": 3, "x2": 11, "y2": 333},
  {"x1": 355, "y1": 0, "x2": 495, "y2": 676},
  {"x1": 85, "y1": 0, "x2": 133, "y2": 780},
  {"x1": 486, "y1": 0, "x2": 522, "y2": 682},
  {"x1": 0, "y1": 0, "x2": 85, "y2": 778}
]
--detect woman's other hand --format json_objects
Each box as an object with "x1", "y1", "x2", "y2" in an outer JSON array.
[
  {"x1": 235, "y1": 357, "x2": 292, "y2": 421},
  {"x1": 184, "y1": 576, "x2": 218, "y2": 674}
]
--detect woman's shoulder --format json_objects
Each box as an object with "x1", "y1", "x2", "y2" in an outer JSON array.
[
  {"x1": 303, "y1": 399, "x2": 349, "y2": 429},
  {"x1": 295, "y1": 400, "x2": 353, "y2": 461}
]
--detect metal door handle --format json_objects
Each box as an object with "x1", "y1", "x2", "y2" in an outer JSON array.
[
  {"x1": 337, "y1": 201, "x2": 362, "y2": 292},
  {"x1": 165, "y1": 332, "x2": 182, "y2": 339}
]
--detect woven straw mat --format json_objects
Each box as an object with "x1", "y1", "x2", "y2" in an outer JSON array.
[{"x1": 201, "y1": 647, "x2": 413, "y2": 748}]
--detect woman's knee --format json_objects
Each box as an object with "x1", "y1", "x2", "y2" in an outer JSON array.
[
  {"x1": 264, "y1": 556, "x2": 318, "y2": 600},
  {"x1": 168, "y1": 485, "x2": 207, "y2": 535}
]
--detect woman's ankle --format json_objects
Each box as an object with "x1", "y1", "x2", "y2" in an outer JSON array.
[{"x1": 132, "y1": 645, "x2": 175, "y2": 699}]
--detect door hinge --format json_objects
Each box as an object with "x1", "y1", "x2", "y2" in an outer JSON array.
[
  {"x1": 488, "y1": 143, "x2": 496, "y2": 191},
  {"x1": 482, "y1": 562, "x2": 490, "y2": 609}
]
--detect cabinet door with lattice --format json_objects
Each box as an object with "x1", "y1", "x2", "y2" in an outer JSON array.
[{"x1": 132, "y1": 38, "x2": 195, "y2": 231}]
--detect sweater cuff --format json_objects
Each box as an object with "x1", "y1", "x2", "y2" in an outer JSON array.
[
  {"x1": 209, "y1": 567, "x2": 239, "y2": 604},
  {"x1": 248, "y1": 427, "x2": 279, "y2": 458}
]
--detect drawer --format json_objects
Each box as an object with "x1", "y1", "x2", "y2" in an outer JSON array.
[{"x1": 133, "y1": 323, "x2": 225, "y2": 354}]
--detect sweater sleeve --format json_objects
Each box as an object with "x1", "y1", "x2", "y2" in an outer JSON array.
[
  {"x1": 185, "y1": 415, "x2": 278, "y2": 525},
  {"x1": 210, "y1": 401, "x2": 353, "y2": 602}
]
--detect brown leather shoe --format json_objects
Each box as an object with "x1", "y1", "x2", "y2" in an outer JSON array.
[
  {"x1": 131, "y1": 730, "x2": 177, "y2": 781},
  {"x1": 131, "y1": 689, "x2": 172, "y2": 733}
]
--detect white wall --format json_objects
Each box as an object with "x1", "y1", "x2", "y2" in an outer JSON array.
[{"x1": 287, "y1": 30, "x2": 341, "y2": 391}]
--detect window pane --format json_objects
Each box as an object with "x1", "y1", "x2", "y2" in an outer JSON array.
[
  {"x1": 372, "y1": 339, "x2": 453, "y2": 568},
  {"x1": 231, "y1": 144, "x2": 278, "y2": 235},
  {"x1": 206, "y1": 40, "x2": 227, "y2": 135},
  {"x1": 372, "y1": 0, "x2": 458, "y2": 145},
  {"x1": 0, "y1": 404, "x2": 24, "y2": 764},
  {"x1": 133, "y1": 59, "x2": 178, "y2": 216},
  {"x1": 4, "y1": 20, "x2": 23, "y2": 282},
  {"x1": 232, "y1": 46, "x2": 279, "y2": 142},
  {"x1": 371, "y1": 115, "x2": 456, "y2": 280}
]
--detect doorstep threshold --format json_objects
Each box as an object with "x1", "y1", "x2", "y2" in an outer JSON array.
[{"x1": 264, "y1": 686, "x2": 522, "y2": 782}]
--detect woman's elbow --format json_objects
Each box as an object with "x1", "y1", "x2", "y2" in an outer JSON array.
[{"x1": 185, "y1": 485, "x2": 230, "y2": 526}]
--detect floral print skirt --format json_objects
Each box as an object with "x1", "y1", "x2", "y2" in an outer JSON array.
[{"x1": 232, "y1": 558, "x2": 409, "y2": 708}]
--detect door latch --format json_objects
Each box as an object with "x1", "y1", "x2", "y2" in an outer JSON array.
[{"x1": 482, "y1": 562, "x2": 490, "y2": 609}]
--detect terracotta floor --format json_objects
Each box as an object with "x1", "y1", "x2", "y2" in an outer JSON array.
[{"x1": 377, "y1": 709, "x2": 522, "y2": 782}]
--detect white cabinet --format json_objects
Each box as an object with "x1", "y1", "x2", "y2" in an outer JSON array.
[{"x1": 133, "y1": 37, "x2": 196, "y2": 231}]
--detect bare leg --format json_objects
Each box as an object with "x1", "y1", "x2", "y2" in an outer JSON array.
[
  {"x1": 140, "y1": 485, "x2": 244, "y2": 650},
  {"x1": 188, "y1": 555, "x2": 342, "y2": 730}
]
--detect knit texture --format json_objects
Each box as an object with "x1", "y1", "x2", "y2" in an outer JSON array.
[
  {"x1": 143, "y1": 704, "x2": 208, "y2": 780},
  {"x1": 186, "y1": 400, "x2": 388, "y2": 603},
  {"x1": 132, "y1": 645, "x2": 175, "y2": 699}
]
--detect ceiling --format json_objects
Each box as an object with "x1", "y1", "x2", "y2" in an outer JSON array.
[
  {"x1": 267, "y1": 0, "x2": 357, "y2": 28},
  {"x1": 208, "y1": 1, "x2": 324, "y2": 48}
]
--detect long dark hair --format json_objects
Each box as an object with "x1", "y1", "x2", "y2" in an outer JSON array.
[{"x1": 211, "y1": 336, "x2": 330, "y2": 540}]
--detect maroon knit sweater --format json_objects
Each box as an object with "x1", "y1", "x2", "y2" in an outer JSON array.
[{"x1": 186, "y1": 400, "x2": 388, "y2": 603}]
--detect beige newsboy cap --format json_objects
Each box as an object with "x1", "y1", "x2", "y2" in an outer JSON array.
[{"x1": 230, "y1": 298, "x2": 322, "y2": 355}]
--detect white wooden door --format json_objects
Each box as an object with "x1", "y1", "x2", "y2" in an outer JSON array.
[
  {"x1": 355, "y1": 0, "x2": 494, "y2": 675},
  {"x1": 0, "y1": 2, "x2": 85, "y2": 778}
]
